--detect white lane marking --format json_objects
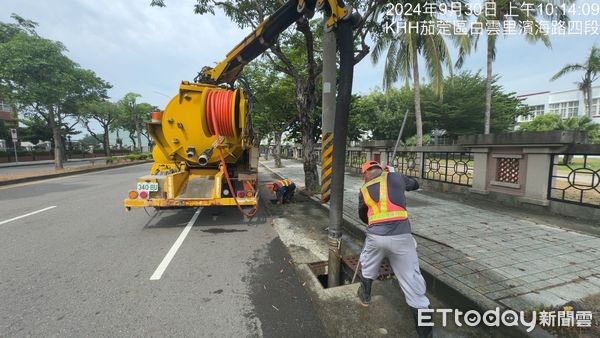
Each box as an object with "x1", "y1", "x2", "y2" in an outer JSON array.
[
  {"x1": 150, "y1": 208, "x2": 201, "y2": 280},
  {"x1": 0, "y1": 206, "x2": 57, "y2": 225}
]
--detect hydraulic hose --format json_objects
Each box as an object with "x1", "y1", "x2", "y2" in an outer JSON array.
[{"x1": 206, "y1": 89, "x2": 258, "y2": 218}]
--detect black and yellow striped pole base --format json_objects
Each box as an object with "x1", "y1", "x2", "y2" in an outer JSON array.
[{"x1": 320, "y1": 131, "x2": 333, "y2": 203}]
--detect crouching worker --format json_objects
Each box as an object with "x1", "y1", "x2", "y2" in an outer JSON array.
[
  {"x1": 357, "y1": 160, "x2": 433, "y2": 338},
  {"x1": 272, "y1": 178, "x2": 296, "y2": 204}
]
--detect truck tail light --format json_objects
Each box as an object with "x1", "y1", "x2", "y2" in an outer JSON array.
[
  {"x1": 128, "y1": 190, "x2": 138, "y2": 199},
  {"x1": 139, "y1": 191, "x2": 149, "y2": 199},
  {"x1": 237, "y1": 191, "x2": 245, "y2": 198}
]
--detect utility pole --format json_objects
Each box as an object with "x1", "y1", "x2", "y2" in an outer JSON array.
[
  {"x1": 320, "y1": 27, "x2": 336, "y2": 203},
  {"x1": 327, "y1": 19, "x2": 354, "y2": 287}
]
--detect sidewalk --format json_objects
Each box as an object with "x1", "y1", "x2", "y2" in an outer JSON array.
[
  {"x1": 262, "y1": 159, "x2": 600, "y2": 325},
  {"x1": 259, "y1": 171, "x2": 485, "y2": 337}
]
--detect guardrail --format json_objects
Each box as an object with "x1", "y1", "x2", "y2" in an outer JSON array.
[
  {"x1": 345, "y1": 150, "x2": 366, "y2": 171},
  {"x1": 422, "y1": 151, "x2": 474, "y2": 186},
  {"x1": 388, "y1": 151, "x2": 420, "y2": 177},
  {"x1": 387, "y1": 151, "x2": 473, "y2": 187},
  {"x1": 548, "y1": 153, "x2": 600, "y2": 208}
]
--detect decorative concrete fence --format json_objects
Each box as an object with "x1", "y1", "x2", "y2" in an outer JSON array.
[{"x1": 284, "y1": 131, "x2": 599, "y2": 221}]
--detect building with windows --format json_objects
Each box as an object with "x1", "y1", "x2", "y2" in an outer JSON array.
[
  {"x1": 0, "y1": 98, "x2": 18, "y2": 128},
  {"x1": 516, "y1": 86, "x2": 600, "y2": 124},
  {"x1": 0, "y1": 98, "x2": 18, "y2": 151}
]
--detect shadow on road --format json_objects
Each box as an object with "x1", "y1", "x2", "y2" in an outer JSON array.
[{"x1": 142, "y1": 199, "x2": 268, "y2": 229}]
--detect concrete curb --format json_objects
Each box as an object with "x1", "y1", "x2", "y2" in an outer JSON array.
[
  {"x1": 0, "y1": 160, "x2": 151, "y2": 187},
  {"x1": 259, "y1": 161, "x2": 554, "y2": 338}
]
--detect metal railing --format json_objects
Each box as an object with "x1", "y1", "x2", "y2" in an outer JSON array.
[
  {"x1": 388, "y1": 151, "x2": 420, "y2": 177},
  {"x1": 548, "y1": 154, "x2": 600, "y2": 208},
  {"x1": 422, "y1": 152, "x2": 474, "y2": 186},
  {"x1": 345, "y1": 150, "x2": 366, "y2": 170},
  {"x1": 0, "y1": 101, "x2": 12, "y2": 112}
]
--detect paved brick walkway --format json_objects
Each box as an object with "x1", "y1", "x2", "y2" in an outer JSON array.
[{"x1": 262, "y1": 159, "x2": 600, "y2": 312}]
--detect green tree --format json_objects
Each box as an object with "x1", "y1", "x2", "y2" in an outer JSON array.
[
  {"x1": 151, "y1": 0, "x2": 381, "y2": 192},
  {"x1": 244, "y1": 60, "x2": 297, "y2": 167},
  {"x1": 421, "y1": 71, "x2": 523, "y2": 136},
  {"x1": 371, "y1": 0, "x2": 470, "y2": 146},
  {"x1": 350, "y1": 87, "x2": 415, "y2": 140},
  {"x1": 0, "y1": 15, "x2": 108, "y2": 168},
  {"x1": 470, "y1": 0, "x2": 569, "y2": 134},
  {"x1": 81, "y1": 100, "x2": 123, "y2": 156},
  {"x1": 118, "y1": 92, "x2": 142, "y2": 151},
  {"x1": 0, "y1": 14, "x2": 37, "y2": 43},
  {"x1": 351, "y1": 71, "x2": 524, "y2": 140},
  {"x1": 116, "y1": 93, "x2": 155, "y2": 152},
  {"x1": 136, "y1": 102, "x2": 156, "y2": 148},
  {"x1": 551, "y1": 45, "x2": 600, "y2": 118},
  {"x1": 520, "y1": 114, "x2": 599, "y2": 135},
  {"x1": 79, "y1": 133, "x2": 102, "y2": 148}
]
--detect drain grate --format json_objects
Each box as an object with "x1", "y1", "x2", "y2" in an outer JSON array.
[{"x1": 342, "y1": 255, "x2": 395, "y2": 280}]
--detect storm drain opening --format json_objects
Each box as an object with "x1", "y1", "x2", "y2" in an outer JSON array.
[{"x1": 308, "y1": 255, "x2": 395, "y2": 289}]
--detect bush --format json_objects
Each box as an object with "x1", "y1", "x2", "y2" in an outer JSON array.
[
  {"x1": 117, "y1": 153, "x2": 152, "y2": 162},
  {"x1": 105, "y1": 156, "x2": 117, "y2": 164},
  {"x1": 404, "y1": 134, "x2": 432, "y2": 146}
]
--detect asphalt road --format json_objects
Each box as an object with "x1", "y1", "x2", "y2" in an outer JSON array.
[{"x1": 0, "y1": 164, "x2": 325, "y2": 337}]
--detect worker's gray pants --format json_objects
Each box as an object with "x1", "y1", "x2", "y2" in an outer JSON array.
[{"x1": 359, "y1": 233, "x2": 430, "y2": 309}]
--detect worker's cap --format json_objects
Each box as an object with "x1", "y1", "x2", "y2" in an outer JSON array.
[{"x1": 361, "y1": 160, "x2": 382, "y2": 174}]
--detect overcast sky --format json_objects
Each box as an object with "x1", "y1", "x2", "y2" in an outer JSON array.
[{"x1": 1, "y1": 0, "x2": 599, "y2": 131}]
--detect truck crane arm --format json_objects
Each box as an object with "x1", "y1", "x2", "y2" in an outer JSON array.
[
  {"x1": 124, "y1": 0, "x2": 353, "y2": 213},
  {"x1": 197, "y1": 0, "x2": 349, "y2": 86}
]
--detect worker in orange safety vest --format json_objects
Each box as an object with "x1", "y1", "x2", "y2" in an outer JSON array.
[
  {"x1": 357, "y1": 160, "x2": 432, "y2": 338},
  {"x1": 272, "y1": 178, "x2": 296, "y2": 204}
]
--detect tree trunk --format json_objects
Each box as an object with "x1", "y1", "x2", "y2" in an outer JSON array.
[
  {"x1": 61, "y1": 136, "x2": 68, "y2": 162},
  {"x1": 48, "y1": 108, "x2": 64, "y2": 169},
  {"x1": 265, "y1": 135, "x2": 271, "y2": 160},
  {"x1": 103, "y1": 125, "x2": 111, "y2": 157},
  {"x1": 587, "y1": 85, "x2": 593, "y2": 119},
  {"x1": 129, "y1": 133, "x2": 136, "y2": 150},
  {"x1": 136, "y1": 126, "x2": 142, "y2": 152},
  {"x1": 412, "y1": 47, "x2": 423, "y2": 146},
  {"x1": 484, "y1": 36, "x2": 493, "y2": 134},
  {"x1": 296, "y1": 82, "x2": 320, "y2": 193},
  {"x1": 274, "y1": 131, "x2": 283, "y2": 168}
]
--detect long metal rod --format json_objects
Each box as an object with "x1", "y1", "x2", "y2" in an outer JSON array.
[{"x1": 391, "y1": 109, "x2": 409, "y2": 161}]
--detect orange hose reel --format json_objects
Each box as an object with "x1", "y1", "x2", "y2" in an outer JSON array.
[{"x1": 205, "y1": 88, "x2": 258, "y2": 218}]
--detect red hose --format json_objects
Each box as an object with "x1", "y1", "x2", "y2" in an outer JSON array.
[
  {"x1": 206, "y1": 89, "x2": 235, "y2": 137},
  {"x1": 206, "y1": 89, "x2": 258, "y2": 218}
]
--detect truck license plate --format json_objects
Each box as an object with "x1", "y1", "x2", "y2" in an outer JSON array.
[{"x1": 137, "y1": 182, "x2": 158, "y2": 191}]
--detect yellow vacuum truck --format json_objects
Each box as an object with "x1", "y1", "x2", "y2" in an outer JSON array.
[{"x1": 124, "y1": 0, "x2": 350, "y2": 213}]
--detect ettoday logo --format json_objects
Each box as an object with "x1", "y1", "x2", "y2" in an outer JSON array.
[{"x1": 418, "y1": 307, "x2": 594, "y2": 332}]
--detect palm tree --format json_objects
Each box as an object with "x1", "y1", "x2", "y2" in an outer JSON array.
[
  {"x1": 551, "y1": 45, "x2": 600, "y2": 118},
  {"x1": 372, "y1": 1, "x2": 470, "y2": 146},
  {"x1": 472, "y1": 0, "x2": 570, "y2": 134}
]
